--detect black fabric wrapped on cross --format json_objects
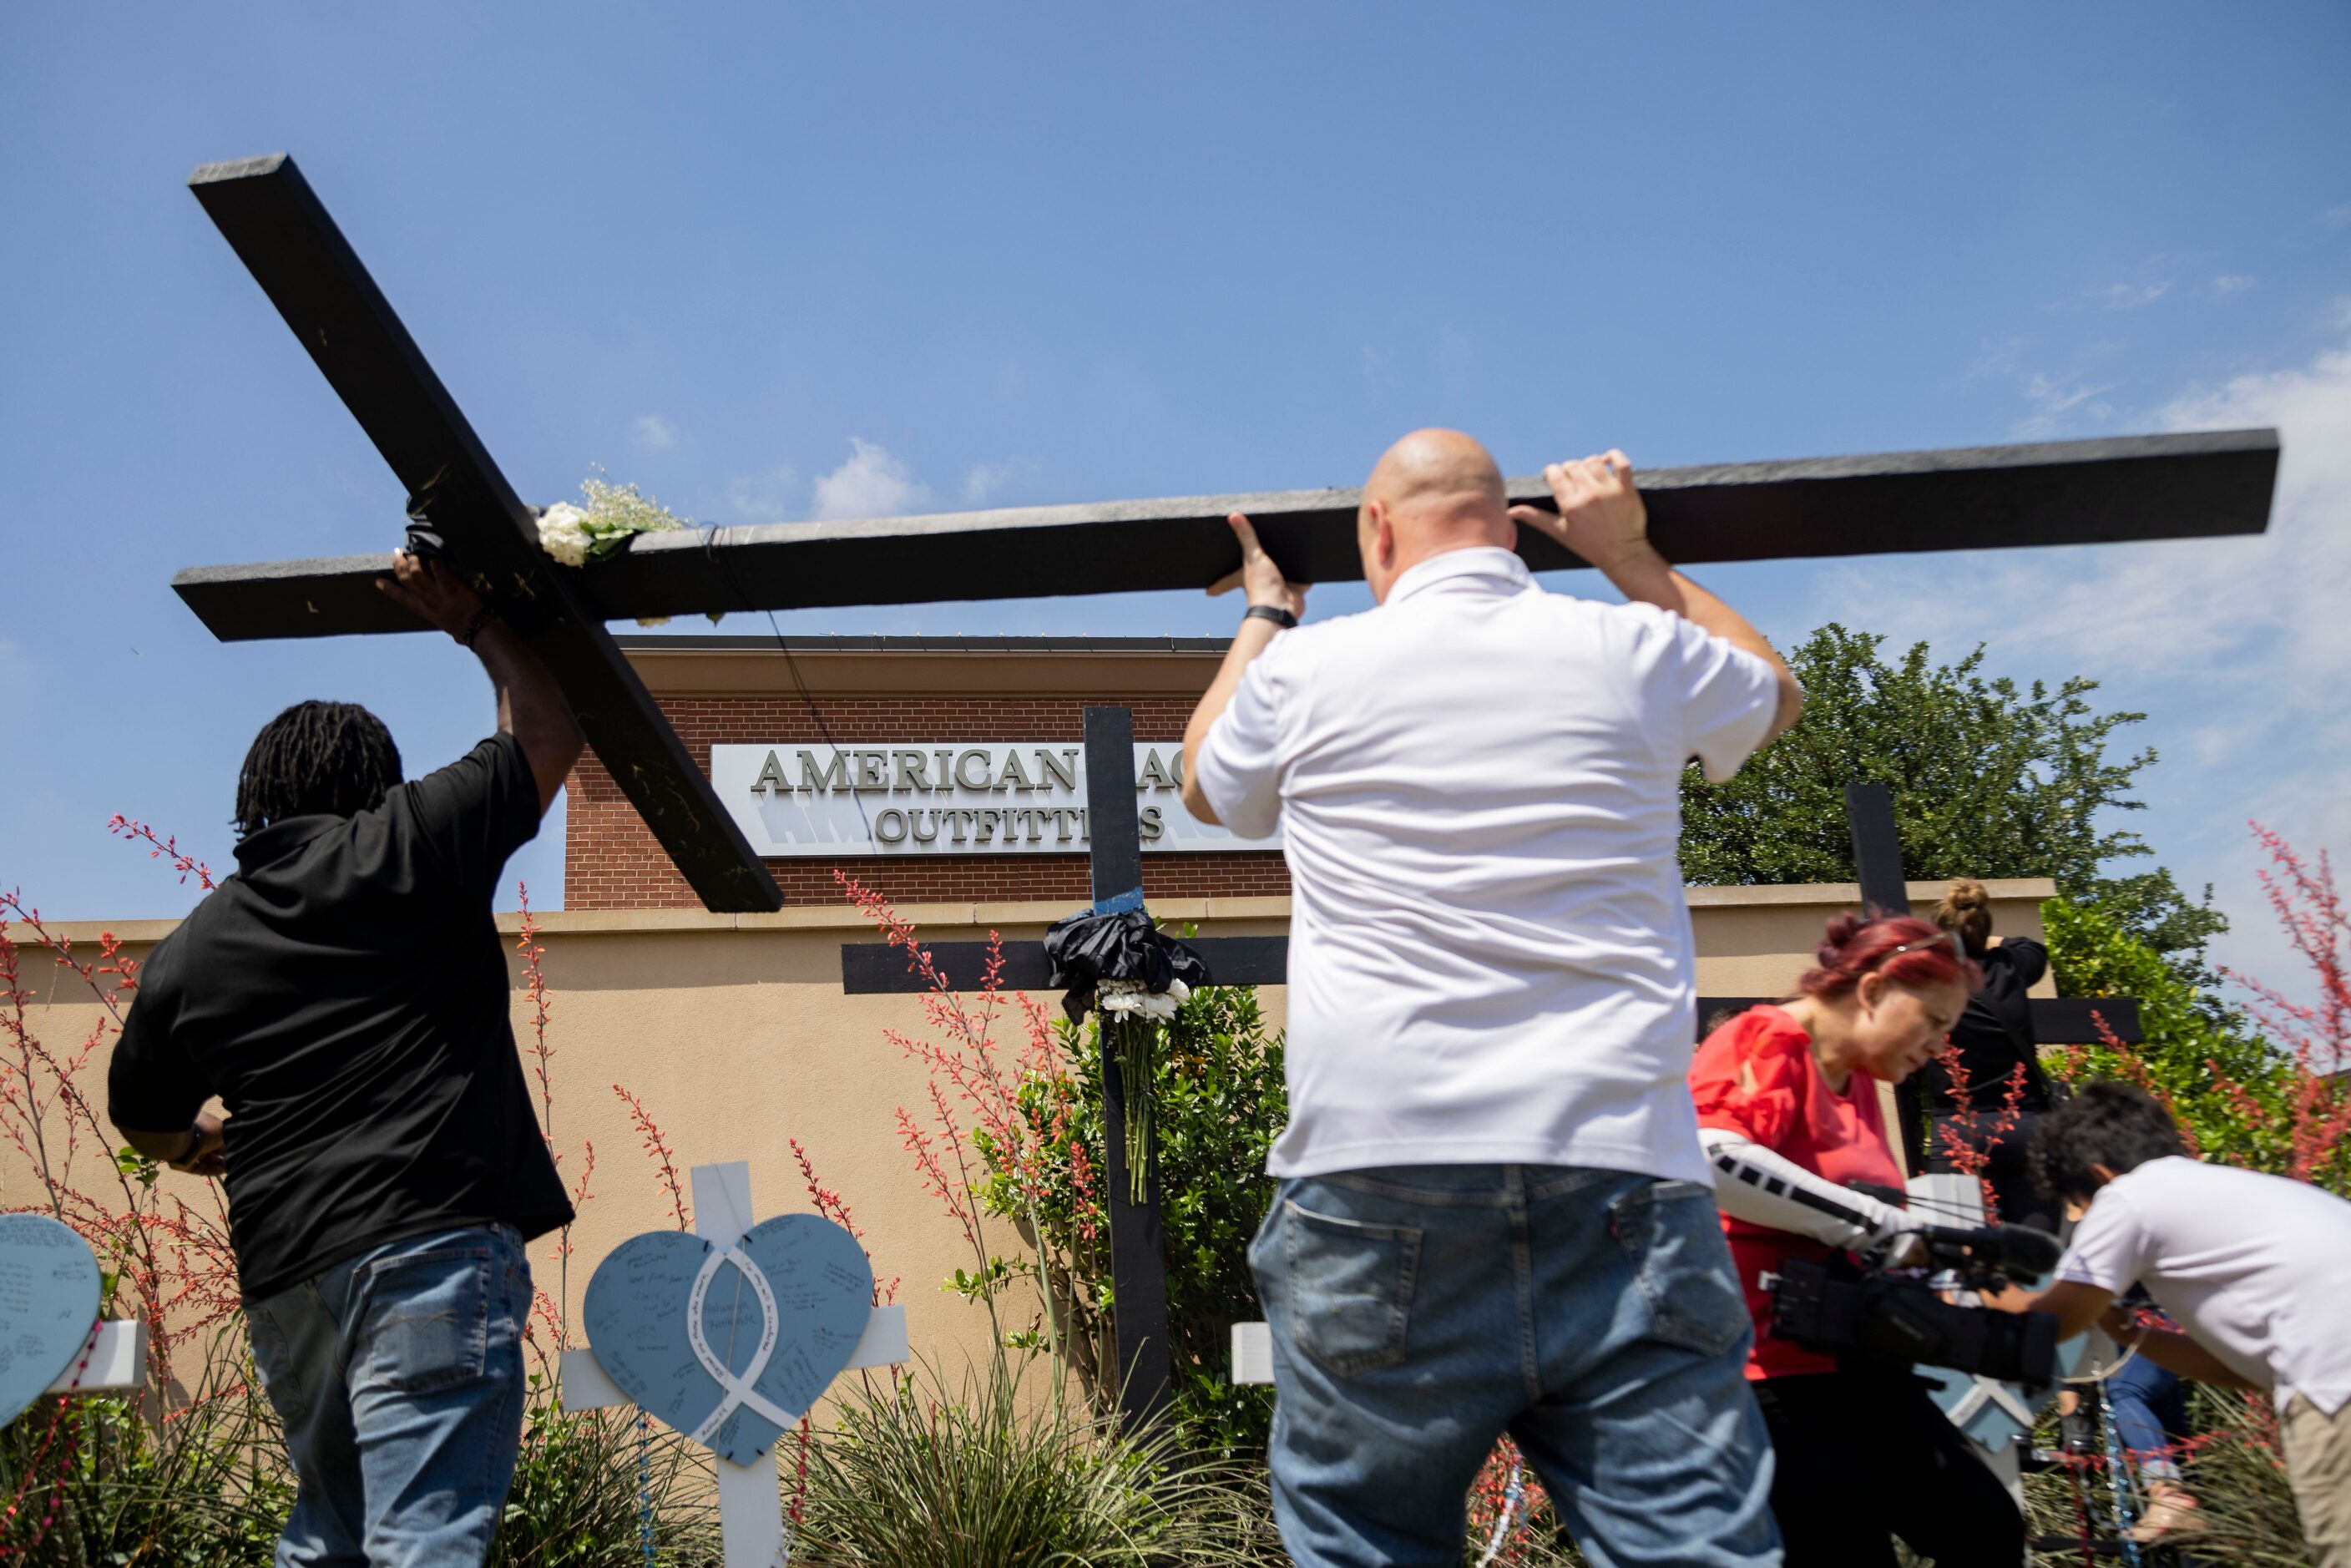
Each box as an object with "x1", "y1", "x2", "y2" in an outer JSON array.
[{"x1": 1041, "y1": 908, "x2": 1211, "y2": 1023}]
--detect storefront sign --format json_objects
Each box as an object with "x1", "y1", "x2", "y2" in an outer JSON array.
[{"x1": 709, "y1": 743, "x2": 1282, "y2": 857}]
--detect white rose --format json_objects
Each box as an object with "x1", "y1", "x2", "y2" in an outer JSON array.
[{"x1": 537, "y1": 503, "x2": 593, "y2": 568}]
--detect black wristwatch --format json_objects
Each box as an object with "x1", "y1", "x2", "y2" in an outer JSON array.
[{"x1": 1243, "y1": 604, "x2": 1298, "y2": 630}]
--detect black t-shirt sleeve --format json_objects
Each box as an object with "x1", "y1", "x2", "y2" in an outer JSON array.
[
  {"x1": 402, "y1": 732, "x2": 544, "y2": 904},
  {"x1": 105, "y1": 938, "x2": 216, "y2": 1133},
  {"x1": 1998, "y1": 936, "x2": 2050, "y2": 989}
]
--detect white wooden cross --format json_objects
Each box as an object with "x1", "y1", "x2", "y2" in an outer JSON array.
[{"x1": 558, "y1": 1161, "x2": 908, "y2": 1568}]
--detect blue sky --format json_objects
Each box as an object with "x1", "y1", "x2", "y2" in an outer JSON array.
[{"x1": 3, "y1": 3, "x2": 2346, "y2": 987}]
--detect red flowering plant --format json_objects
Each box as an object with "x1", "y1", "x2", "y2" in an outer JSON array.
[
  {"x1": 1927, "y1": 1053, "x2": 2030, "y2": 1222},
  {"x1": 2045, "y1": 824, "x2": 2350, "y2": 1196}
]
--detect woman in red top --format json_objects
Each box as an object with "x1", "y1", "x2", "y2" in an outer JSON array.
[{"x1": 1690, "y1": 913, "x2": 2024, "y2": 1568}]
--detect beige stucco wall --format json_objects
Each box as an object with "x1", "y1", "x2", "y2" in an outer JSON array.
[{"x1": 3, "y1": 878, "x2": 2053, "y2": 1383}]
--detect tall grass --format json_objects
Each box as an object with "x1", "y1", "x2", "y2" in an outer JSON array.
[
  {"x1": 488, "y1": 1393, "x2": 722, "y2": 1568},
  {"x1": 792, "y1": 1353, "x2": 1284, "y2": 1568},
  {"x1": 0, "y1": 1332, "x2": 290, "y2": 1566}
]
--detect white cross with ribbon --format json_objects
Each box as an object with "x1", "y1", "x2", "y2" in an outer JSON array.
[{"x1": 562, "y1": 1162, "x2": 908, "y2": 1568}]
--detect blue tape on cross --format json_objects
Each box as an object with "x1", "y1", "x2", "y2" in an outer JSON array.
[{"x1": 1093, "y1": 887, "x2": 1146, "y2": 916}]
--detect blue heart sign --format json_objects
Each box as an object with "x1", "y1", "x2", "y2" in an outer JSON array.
[
  {"x1": 582, "y1": 1214, "x2": 873, "y2": 1466},
  {"x1": 0, "y1": 1214, "x2": 102, "y2": 1428}
]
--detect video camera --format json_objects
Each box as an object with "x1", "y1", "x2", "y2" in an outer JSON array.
[{"x1": 1770, "y1": 1221, "x2": 2065, "y2": 1386}]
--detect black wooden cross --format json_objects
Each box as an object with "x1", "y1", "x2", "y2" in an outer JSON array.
[
  {"x1": 172, "y1": 154, "x2": 2278, "y2": 916},
  {"x1": 828, "y1": 706, "x2": 1176, "y2": 1427},
  {"x1": 1075, "y1": 706, "x2": 1176, "y2": 1429}
]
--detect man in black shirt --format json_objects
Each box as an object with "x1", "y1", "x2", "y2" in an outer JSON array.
[{"x1": 109, "y1": 550, "x2": 584, "y2": 1568}]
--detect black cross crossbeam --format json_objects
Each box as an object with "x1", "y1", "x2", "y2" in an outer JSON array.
[
  {"x1": 838, "y1": 941, "x2": 2141, "y2": 1044},
  {"x1": 181, "y1": 154, "x2": 783, "y2": 913},
  {"x1": 173, "y1": 428, "x2": 2279, "y2": 643}
]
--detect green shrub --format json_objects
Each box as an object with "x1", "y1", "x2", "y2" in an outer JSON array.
[
  {"x1": 2043, "y1": 893, "x2": 2348, "y2": 1193},
  {"x1": 0, "y1": 1334, "x2": 291, "y2": 1567},
  {"x1": 488, "y1": 1378, "x2": 721, "y2": 1568},
  {"x1": 966, "y1": 982, "x2": 1287, "y2": 1454},
  {"x1": 792, "y1": 1353, "x2": 1284, "y2": 1568}
]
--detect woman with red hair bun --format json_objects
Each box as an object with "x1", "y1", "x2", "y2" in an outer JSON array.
[{"x1": 1687, "y1": 914, "x2": 2021, "y2": 1565}]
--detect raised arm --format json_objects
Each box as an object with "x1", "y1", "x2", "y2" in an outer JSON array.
[
  {"x1": 1181, "y1": 513, "x2": 1307, "y2": 826},
  {"x1": 375, "y1": 552, "x2": 585, "y2": 815},
  {"x1": 1510, "y1": 453, "x2": 1804, "y2": 742}
]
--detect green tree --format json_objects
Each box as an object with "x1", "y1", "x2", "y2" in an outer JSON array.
[{"x1": 1678, "y1": 625, "x2": 2224, "y2": 969}]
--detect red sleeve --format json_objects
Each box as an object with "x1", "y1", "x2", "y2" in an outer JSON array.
[{"x1": 1690, "y1": 1007, "x2": 1816, "y2": 1151}]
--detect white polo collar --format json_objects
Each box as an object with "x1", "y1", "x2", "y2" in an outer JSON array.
[{"x1": 1386, "y1": 546, "x2": 1532, "y2": 605}]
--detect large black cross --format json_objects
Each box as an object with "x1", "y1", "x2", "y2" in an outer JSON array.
[
  {"x1": 171, "y1": 154, "x2": 2278, "y2": 914},
  {"x1": 830, "y1": 706, "x2": 1175, "y2": 1428}
]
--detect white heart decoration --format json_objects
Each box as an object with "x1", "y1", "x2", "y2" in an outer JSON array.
[{"x1": 0, "y1": 1214, "x2": 102, "y2": 1427}]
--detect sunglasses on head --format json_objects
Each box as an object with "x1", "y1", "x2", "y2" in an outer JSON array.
[{"x1": 1880, "y1": 930, "x2": 1964, "y2": 964}]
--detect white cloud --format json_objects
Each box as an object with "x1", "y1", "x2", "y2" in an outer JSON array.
[
  {"x1": 2323, "y1": 205, "x2": 2351, "y2": 230},
  {"x1": 632, "y1": 413, "x2": 677, "y2": 453},
  {"x1": 810, "y1": 438, "x2": 931, "y2": 521},
  {"x1": 1966, "y1": 339, "x2": 2124, "y2": 439},
  {"x1": 960, "y1": 458, "x2": 1034, "y2": 507},
  {"x1": 1816, "y1": 312, "x2": 2351, "y2": 985},
  {"x1": 2090, "y1": 281, "x2": 2172, "y2": 311},
  {"x1": 2212, "y1": 275, "x2": 2256, "y2": 296}
]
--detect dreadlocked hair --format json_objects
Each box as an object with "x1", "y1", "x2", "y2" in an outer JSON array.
[{"x1": 233, "y1": 701, "x2": 402, "y2": 837}]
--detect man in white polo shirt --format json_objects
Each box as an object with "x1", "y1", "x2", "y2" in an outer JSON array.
[{"x1": 1182, "y1": 429, "x2": 1804, "y2": 1568}]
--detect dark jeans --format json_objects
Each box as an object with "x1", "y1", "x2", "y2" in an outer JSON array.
[
  {"x1": 1752, "y1": 1366, "x2": 2023, "y2": 1567},
  {"x1": 2109, "y1": 1355, "x2": 2191, "y2": 1479},
  {"x1": 244, "y1": 1224, "x2": 532, "y2": 1568},
  {"x1": 1249, "y1": 1165, "x2": 1779, "y2": 1568}
]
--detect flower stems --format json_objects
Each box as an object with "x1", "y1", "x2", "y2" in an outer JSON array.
[{"x1": 1110, "y1": 1016, "x2": 1154, "y2": 1206}]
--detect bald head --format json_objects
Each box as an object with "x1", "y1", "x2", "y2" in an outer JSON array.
[
  {"x1": 1357, "y1": 429, "x2": 1514, "y2": 602},
  {"x1": 1366, "y1": 429, "x2": 1508, "y2": 520}
]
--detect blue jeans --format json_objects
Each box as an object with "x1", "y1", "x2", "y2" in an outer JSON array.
[
  {"x1": 1249, "y1": 1165, "x2": 1781, "y2": 1568},
  {"x1": 2109, "y1": 1355, "x2": 2190, "y2": 1479},
  {"x1": 244, "y1": 1224, "x2": 532, "y2": 1568}
]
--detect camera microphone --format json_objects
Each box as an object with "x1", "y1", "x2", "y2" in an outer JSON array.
[{"x1": 1920, "y1": 1222, "x2": 2063, "y2": 1279}]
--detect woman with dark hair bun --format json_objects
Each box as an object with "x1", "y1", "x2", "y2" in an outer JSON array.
[
  {"x1": 1918, "y1": 877, "x2": 2059, "y2": 1230},
  {"x1": 1689, "y1": 913, "x2": 2025, "y2": 1566}
]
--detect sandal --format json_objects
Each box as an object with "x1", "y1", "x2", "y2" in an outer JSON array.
[{"x1": 2128, "y1": 1482, "x2": 2207, "y2": 1543}]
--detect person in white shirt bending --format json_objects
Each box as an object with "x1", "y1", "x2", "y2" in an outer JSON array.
[
  {"x1": 1183, "y1": 430, "x2": 1804, "y2": 1568},
  {"x1": 1997, "y1": 1080, "x2": 2351, "y2": 1566}
]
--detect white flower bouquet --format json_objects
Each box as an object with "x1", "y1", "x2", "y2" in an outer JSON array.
[{"x1": 535, "y1": 475, "x2": 694, "y2": 625}]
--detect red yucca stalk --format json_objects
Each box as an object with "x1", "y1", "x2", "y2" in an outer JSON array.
[
  {"x1": 840, "y1": 871, "x2": 1068, "y2": 1247},
  {"x1": 2219, "y1": 824, "x2": 2351, "y2": 1182},
  {"x1": 614, "y1": 1083, "x2": 692, "y2": 1231},
  {"x1": 105, "y1": 817, "x2": 215, "y2": 891},
  {"x1": 0, "y1": 883, "x2": 239, "y2": 1386},
  {"x1": 1929, "y1": 1054, "x2": 2029, "y2": 1222},
  {"x1": 512, "y1": 883, "x2": 599, "y2": 1369}
]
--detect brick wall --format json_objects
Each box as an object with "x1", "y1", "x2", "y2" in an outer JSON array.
[{"x1": 564, "y1": 693, "x2": 1292, "y2": 908}]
